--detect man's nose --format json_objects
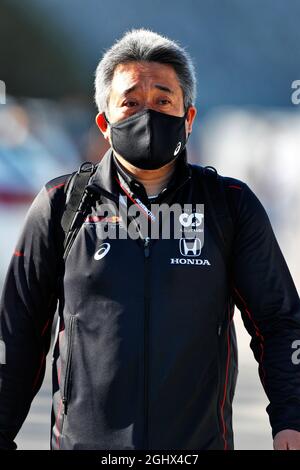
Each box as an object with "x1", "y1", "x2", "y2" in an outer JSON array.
[
  {"x1": 139, "y1": 102, "x2": 156, "y2": 112},
  {"x1": 139, "y1": 92, "x2": 156, "y2": 111}
]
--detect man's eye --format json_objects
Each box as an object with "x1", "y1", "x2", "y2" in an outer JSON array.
[
  {"x1": 124, "y1": 101, "x2": 138, "y2": 108},
  {"x1": 158, "y1": 99, "x2": 171, "y2": 105}
]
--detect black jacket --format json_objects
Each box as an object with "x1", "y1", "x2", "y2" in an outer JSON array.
[{"x1": 1, "y1": 148, "x2": 300, "y2": 450}]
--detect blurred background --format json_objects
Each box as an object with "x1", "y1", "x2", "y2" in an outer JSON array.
[{"x1": 0, "y1": 0, "x2": 299, "y2": 450}]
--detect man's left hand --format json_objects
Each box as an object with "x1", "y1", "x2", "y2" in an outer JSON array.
[{"x1": 273, "y1": 429, "x2": 300, "y2": 449}]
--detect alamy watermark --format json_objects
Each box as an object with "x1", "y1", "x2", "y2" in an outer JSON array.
[
  {"x1": 291, "y1": 340, "x2": 300, "y2": 365},
  {"x1": 291, "y1": 80, "x2": 300, "y2": 105},
  {"x1": 84, "y1": 201, "x2": 205, "y2": 243},
  {"x1": 89, "y1": 201, "x2": 209, "y2": 264},
  {"x1": 0, "y1": 80, "x2": 6, "y2": 104}
]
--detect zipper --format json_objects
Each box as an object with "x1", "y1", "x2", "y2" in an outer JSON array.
[
  {"x1": 88, "y1": 185, "x2": 153, "y2": 449},
  {"x1": 216, "y1": 319, "x2": 222, "y2": 415},
  {"x1": 216, "y1": 303, "x2": 231, "y2": 449},
  {"x1": 143, "y1": 236, "x2": 151, "y2": 448},
  {"x1": 144, "y1": 236, "x2": 150, "y2": 257},
  {"x1": 88, "y1": 173, "x2": 191, "y2": 449},
  {"x1": 62, "y1": 315, "x2": 76, "y2": 415}
]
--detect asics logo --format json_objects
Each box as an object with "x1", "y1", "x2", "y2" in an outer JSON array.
[
  {"x1": 94, "y1": 242, "x2": 111, "y2": 260},
  {"x1": 174, "y1": 142, "x2": 182, "y2": 156}
]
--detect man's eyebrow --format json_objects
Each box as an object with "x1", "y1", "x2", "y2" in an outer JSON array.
[
  {"x1": 154, "y1": 84, "x2": 174, "y2": 94},
  {"x1": 121, "y1": 83, "x2": 174, "y2": 96},
  {"x1": 122, "y1": 85, "x2": 138, "y2": 97}
]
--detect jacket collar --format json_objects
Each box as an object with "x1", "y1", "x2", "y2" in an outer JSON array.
[
  {"x1": 87, "y1": 146, "x2": 191, "y2": 200},
  {"x1": 87, "y1": 147, "x2": 118, "y2": 197}
]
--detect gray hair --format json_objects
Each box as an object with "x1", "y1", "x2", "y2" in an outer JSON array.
[{"x1": 94, "y1": 29, "x2": 197, "y2": 114}]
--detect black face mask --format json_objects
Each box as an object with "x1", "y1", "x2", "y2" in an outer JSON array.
[{"x1": 105, "y1": 108, "x2": 189, "y2": 170}]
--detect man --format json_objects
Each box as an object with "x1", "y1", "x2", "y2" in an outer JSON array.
[{"x1": 0, "y1": 28, "x2": 300, "y2": 451}]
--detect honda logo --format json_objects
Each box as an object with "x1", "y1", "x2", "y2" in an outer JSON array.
[{"x1": 179, "y1": 237, "x2": 202, "y2": 257}]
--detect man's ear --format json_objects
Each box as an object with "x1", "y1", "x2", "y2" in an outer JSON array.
[
  {"x1": 96, "y1": 113, "x2": 110, "y2": 141},
  {"x1": 185, "y1": 106, "x2": 197, "y2": 134}
]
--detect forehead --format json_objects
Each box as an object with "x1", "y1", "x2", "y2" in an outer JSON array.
[{"x1": 110, "y1": 61, "x2": 182, "y2": 95}]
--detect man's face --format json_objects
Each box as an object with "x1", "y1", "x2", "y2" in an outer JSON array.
[{"x1": 96, "y1": 61, "x2": 196, "y2": 144}]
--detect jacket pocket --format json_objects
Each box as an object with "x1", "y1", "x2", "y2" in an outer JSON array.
[
  {"x1": 62, "y1": 315, "x2": 77, "y2": 421},
  {"x1": 216, "y1": 320, "x2": 224, "y2": 436},
  {"x1": 229, "y1": 322, "x2": 239, "y2": 403},
  {"x1": 216, "y1": 307, "x2": 230, "y2": 448}
]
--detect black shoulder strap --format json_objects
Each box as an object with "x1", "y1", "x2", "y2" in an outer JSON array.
[
  {"x1": 61, "y1": 161, "x2": 96, "y2": 260},
  {"x1": 192, "y1": 165, "x2": 235, "y2": 267},
  {"x1": 50, "y1": 162, "x2": 97, "y2": 342}
]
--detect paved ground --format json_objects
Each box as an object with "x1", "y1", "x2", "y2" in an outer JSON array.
[{"x1": 15, "y1": 312, "x2": 273, "y2": 450}]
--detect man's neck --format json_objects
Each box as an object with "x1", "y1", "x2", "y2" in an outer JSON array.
[{"x1": 114, "y1": 153, "x2": 177, "y2": 197}]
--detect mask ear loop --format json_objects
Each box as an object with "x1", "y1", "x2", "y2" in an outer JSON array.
[
  {"x1": 184, "y1": 108, "x2": 191, "y2": 142},
  {"x1": 103, "y1": 112, "x2": 110, "y2": 125}
]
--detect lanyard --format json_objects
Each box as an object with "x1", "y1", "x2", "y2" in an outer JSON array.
[{"x1": 114, "y1": 176, "x2": 156, "y2": 222}]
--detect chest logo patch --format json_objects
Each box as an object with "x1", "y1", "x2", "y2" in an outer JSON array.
[{"x1": 94, "y1": 242, "x2": 111, "y2": 261}]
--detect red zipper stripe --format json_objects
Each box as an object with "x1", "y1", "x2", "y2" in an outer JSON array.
[
  {"x1": 32, "y1": 352, "x2": 46, "y2": 392},
  {"x1": 47, "y1": 183, "x2": 66, "y2": 193},
  {"x1": 14, "y1": 251, "x2": 24, "y2": 257},
  {"x1": 41, "y1": 318, "x2": 51, "y2": 337}
]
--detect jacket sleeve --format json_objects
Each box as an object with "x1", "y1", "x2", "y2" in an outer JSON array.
[
  {"x1": 0, "y1": 184, "x2": 65, "y2": 449},
  {"x1": 231, "y1": 182, "x2": 300, "y2": 438}
]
